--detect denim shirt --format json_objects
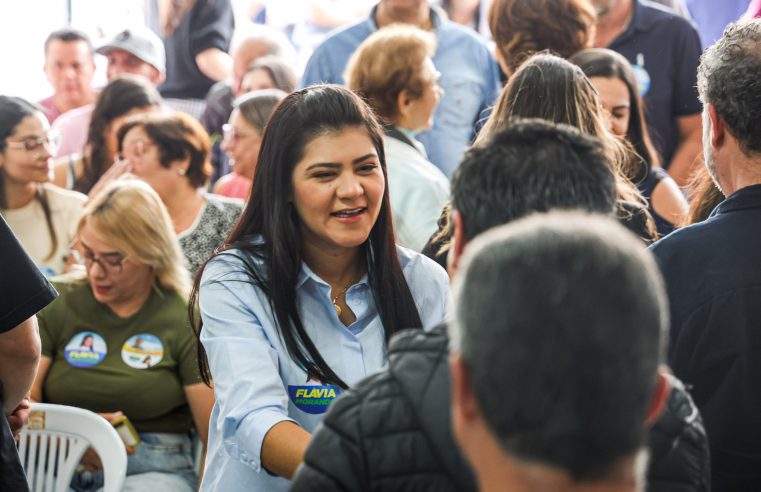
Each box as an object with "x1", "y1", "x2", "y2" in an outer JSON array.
[
  {"x1": 198, "y1": 244, "x2": 449, "y2": 491},
  {"x1": 301, "y1": 6, "x2": 501, "y2": 177}
]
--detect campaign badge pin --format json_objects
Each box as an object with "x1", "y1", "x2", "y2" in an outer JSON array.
[
  {"x1": 64, "y1": 332, "x2": 107, "y2": 367},
  {"x1": 288, "y1": 385, "x2": 341, "y2": 415},
  {"x1": 121, "y1": 333, "x2": 164, "y2": 369},
  {"x1": 633, "y1": 53, "x2": 651, "y2": 97}
]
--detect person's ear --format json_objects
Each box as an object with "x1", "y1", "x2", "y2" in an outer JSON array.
[
  {"x1": 644, "y1": 367, "x2": 671, "y2": 426},
  {"x1": 151, "y1": 68, "x2": 165, "y2": 87},
  {"x1": 397, "y1": 89, "x2": 414, "y2": 120},
  {"x1": 450, "y1": 353, "x2": 480, "y2": 429},
  {"x1": 447, "y1": 210, "x2": 467, "y2": 278},
  {"x1": 707, "y1": 103, "x2": 725, "y2": 150}
]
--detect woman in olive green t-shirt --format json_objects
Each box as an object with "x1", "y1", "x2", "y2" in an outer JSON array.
[{"x1": 31, "y1": 179, "x2": 214, "y2": 492}]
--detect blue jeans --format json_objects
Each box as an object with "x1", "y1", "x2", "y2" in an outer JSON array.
[{"x1": 70, "y1": 433, "x2": 197, "y2": 492}]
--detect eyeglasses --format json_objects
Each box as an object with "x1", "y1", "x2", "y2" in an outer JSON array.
[
  {"x1": 70, "y1": 244, "x2": 127, "y2": 275},
  {"x1": 5, "y1": 130, "x2": 61, "y2": 153},
  {"x1": 222, "y1": 124, "x2": 259, "y2": 143},
  {"x1": 119, "y1": 139, "x2": 156, "y2": 160}
]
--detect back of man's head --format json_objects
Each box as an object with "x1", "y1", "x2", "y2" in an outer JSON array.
[
  {"x1": 451, "y1": 212, "x2": 668, "y2": 480},
  {"x1": 452, "y1": 119, "x2": 616, "y2": 241},
  {"x1": 698, "y1": 19, "x2": 761, "y2": 156}
]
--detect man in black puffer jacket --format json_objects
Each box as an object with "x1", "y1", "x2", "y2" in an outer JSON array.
[
  {"x1": 291, "y1": 325, "x2": 710, "y2": 492},
  {"x1": 292, "y1": 325, "x2": 474, "y2": 492},
  {"x1": 290, "y1": 121, "x2": 710, "y2": 492}
]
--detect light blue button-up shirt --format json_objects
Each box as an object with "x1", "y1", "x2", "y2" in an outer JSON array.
[
  {"x1": 301, "y1": 6, "x2": 501, "y2": 177},
  {"x1": 198, "y1": 244, "x2": 449, "y2": 491}
]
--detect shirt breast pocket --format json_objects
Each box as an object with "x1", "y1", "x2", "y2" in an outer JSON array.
[{"x1": 436, "y1": 77, "x2": 485, "y2": 131}]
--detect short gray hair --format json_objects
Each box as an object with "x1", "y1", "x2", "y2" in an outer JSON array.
[
  {"x1": 698, "y1": 19, "x2": 761, "y2": 156},
  {"x1": 451, "y1": 211, "x2": 668, "y2": 480}
]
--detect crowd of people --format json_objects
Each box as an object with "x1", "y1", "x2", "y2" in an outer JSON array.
[{"x1": 2, "y1": 1, "x2": 761, "y2": 491}]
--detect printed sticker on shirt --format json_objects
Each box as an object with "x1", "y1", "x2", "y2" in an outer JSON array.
[
  {"x1": 121, "y1": 334, "x2": 164, "y2": 369},
  {"x1": 288, "y1": 385, "x2": 342, "y2": 415},
  {"x1": 64, "y1": 332, "x2": 107, "y2": 367}
]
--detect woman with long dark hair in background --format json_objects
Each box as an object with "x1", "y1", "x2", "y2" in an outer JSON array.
[
  {"x1": 51, "y1": 75, "x2": 162, "y2": 195},
  {"x1": 191, "y1": 85, "x2": 448, "y2": 491},
  {"x1": 572, "y1": 48, "x2": 688, "y2": 237},
  {"x1": 477, "y1": 53, "x2": 656, "y2": 242},
  {"x1": 0, "y1": 96, "x2": 85, "y2": 276}
]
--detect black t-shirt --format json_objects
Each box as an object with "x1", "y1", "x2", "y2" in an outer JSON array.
[
  {"x1": 159, "y1": 0, "x2": 234, "y2": 99},
  {"x1": 608, "y1": 0, "x2": 702, "y2": 167},
  {"x1": 0, "y1": 215, "x2": 57, "y2": 492}
]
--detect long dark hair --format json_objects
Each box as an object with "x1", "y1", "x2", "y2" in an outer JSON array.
[
  {"x1": 0, "y1": 96, "x2": 58, "y2": 260},
  {"x1": 477, "y1": 54, "x2": 645, "y2": 206},
  {"x1": 190, "y1": 85, "x2": 423, "y2": 388},
  {"x1": 74, "y1": 75, "x2": 162, "y2": 194},
  {"x1": 571, "y1": 48, "x2": 661, "y2": 184}
]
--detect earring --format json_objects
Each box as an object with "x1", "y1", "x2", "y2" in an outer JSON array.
[
  {"x1": 33, "y1": 152, "x2": 42, "y2": 160},
  {"x1": 178, "y1": 168, "x2": 186, "y2": 176}
]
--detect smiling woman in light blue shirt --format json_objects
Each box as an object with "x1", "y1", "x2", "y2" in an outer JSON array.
[{"x1": 190, "y1": 85, "x2": 449, "y2": 492}]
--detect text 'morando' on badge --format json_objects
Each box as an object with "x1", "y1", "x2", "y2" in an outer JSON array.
[{"x1": 288, "y1": 385, "x2": 341, "y2": 415}]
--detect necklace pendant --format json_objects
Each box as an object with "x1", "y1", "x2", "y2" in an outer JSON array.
[{"x1": 334, "y1": 303, "x2": 342, "y2": 317}]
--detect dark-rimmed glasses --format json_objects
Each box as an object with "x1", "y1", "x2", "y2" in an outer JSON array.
[{"x1": 70, "y1": 242, "x2": 127, "y2": 275}]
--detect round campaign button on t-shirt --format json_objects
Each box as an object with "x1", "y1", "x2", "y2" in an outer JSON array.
[
  {"x1": 64, "y1": 332, "x2": 107, "y2": 367},
  {"x1": 632, "y1": 54, "x2": 651, "y2": 97},
  {"x1": 121, "y1": 333, "x2": 164, "y2": 369}
]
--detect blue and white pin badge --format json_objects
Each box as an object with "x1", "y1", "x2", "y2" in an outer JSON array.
[
  {"x1": 288, "y1": 385, "x2": 342, "y2": 415},
  {"x1": 632, "y1": 53, "x2": 651, "y2": 97},
  {"x1": 65, "y1": 332, "x2": 107, "y2": 367},
  {"x1": 121, "y1": 333, "x2": 164, "y2": 369}
]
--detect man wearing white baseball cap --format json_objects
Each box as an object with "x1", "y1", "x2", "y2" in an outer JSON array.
[
  {"x1": 52, "y1": 27, "x2": 166, "y2": 159},
  {"x1": 97, "y1": 26, "x2": 166, "y2": 86}
]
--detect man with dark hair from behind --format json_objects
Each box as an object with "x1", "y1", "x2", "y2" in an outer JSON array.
[
  {"x1": 450, "y1": 212, "x2": 670, "y2": 492},
  {"x1": 290, "y1": 119, "x2": 617, "y2": 492},
  {"x1": 650, "y1": 19, "x2": 761, "y2": 491}
]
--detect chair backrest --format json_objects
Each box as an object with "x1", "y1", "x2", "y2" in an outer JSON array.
[{"x1": 18, "y1": 403, "x2": 127, "y2": 492}]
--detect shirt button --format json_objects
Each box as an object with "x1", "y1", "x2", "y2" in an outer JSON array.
[{"x1": 352, "y1": 299, "x2": 360, "y2": 306}]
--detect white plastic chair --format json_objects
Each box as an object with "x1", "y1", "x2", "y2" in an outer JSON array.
[{"x1": 18, "y1": 403, "x2": 127, "y2": 492}]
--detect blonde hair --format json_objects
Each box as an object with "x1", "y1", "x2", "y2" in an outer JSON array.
[
  {"x1": 79, "y1": 177, "x2": 190, "y2": 296},
  {"x1": 344, "y1": 24, "x2": 436, "y2": 123}
]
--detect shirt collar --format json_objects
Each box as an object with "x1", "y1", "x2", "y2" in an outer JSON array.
[
  {"x1": 712, "y1": 183, "x2": 761, "y2": 217},
  {"x1": 296, "y1": 261, "x2": 370, "y2": 290},
  {"x1": 367, "y1": 4, "x2": 443, "y2": 34},
  {"x1": 613, "y1": 0, "x2": 657, "y2": 43}
]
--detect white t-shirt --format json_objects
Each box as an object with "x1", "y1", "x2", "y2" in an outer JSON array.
[{"x1": 2, "y1": 183, "x2": 86, "y2": 276}]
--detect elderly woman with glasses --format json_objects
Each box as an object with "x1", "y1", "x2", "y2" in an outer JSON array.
[
  {"x1": 214, "y1": 89, "x2": 287, "y2": 200},
  {"x1": 0, "y1": 96, "x2": 86, "y2": 276},
  {"x1": 31, "y1": 178, "x2": 214, "y2": 492}
]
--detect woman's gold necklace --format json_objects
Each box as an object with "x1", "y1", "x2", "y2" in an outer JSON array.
[{"x1": 332, "y1": 278, "x2": 359, "y2": 317}]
